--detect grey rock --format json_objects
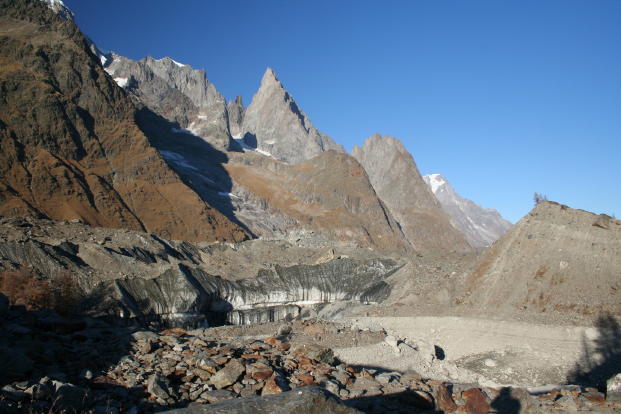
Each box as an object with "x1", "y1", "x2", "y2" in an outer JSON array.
[
  {"x1": 241, "y1": 68, "x2": 345, "y2": 164},
  {"x1": 103, "y1": 54, "x2": 233, "y2": 150},
  {"x1": 423, "y1": 173, "x2": 512, "y2": 249},
  {"x1": 324, "y1": 380, "x2": 340, "y2": 395},
  {"x1": 0, "y1": 217, "x2": 400, "y2": 326},
  {"x1": 162, "y1": 386, "x2": 361, "y2": 413},
  {"x1": 200, "y1": 389, "x2": 236, "y2": 403},
  {"x1": 292, "y1": 344, "x2": 334, "y2": 365},
  {"x1": 131, "y1": 331, "x2": 160, "y2": 342},
  {"x1": 147, "y1": 374, "x2": 171, "y2": 400},
  {"x1": 227, "y1": 96, "x2": 245, "y2": 138},
  {"x1": 209, "y1": 359, "x2": 245, "y2": 389},
  {"x1": 352, "y1": 134, "x2": 472, "y2": 253},
  {"x1": 607, "y1": 373, "x2": 621, "y2": 402}
]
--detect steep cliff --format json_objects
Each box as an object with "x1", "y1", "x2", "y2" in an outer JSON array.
[
  {"x1": 0, "y1": 0, "x2": 248, "y2": 242},
  {"x1": 103, "y1": 53, "x2": 233, "y2": 150},
  {"x1": 352, "y1": 134, "x2": 473, "y2": 253},
  {"x1": 241, "y1": 68, "x2": 344, "y2": 164}
]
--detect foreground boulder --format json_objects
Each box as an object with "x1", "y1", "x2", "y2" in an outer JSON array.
[{"x1": 163, "y1": 386, "x2": 361, "y2": 414}]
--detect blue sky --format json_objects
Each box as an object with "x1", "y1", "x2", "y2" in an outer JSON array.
[{"x1": 65, "y1": 0, "x2": 620, "y2": 223}]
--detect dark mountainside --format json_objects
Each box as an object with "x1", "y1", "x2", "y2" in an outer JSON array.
[{"x1": 0, "y1": 0, "x2": 248, "y2": 243}]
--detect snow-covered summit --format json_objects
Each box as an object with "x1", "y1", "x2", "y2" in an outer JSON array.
[
  {"x1": 426, "y1": 173, "x2": 447, "y2": 194},
  {"x1": 41, "y1": 0, "x2": 74, "y2": 21}
]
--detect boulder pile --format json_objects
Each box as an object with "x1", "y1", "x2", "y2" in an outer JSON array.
[{"x1": 1, "y1": 297, "x2": 620, "y2": 413}]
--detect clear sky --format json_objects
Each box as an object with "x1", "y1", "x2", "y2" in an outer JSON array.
[{"x1": 65, "y1": 0, "x2": 620, "y2": 223}]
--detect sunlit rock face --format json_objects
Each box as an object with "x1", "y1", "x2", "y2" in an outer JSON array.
[
  {"x1": 241, "y1": 68, "x2": 345, "y2": 164},
  {"x1": 115, "y1": 258, "x2": 401, "y2": 326}
]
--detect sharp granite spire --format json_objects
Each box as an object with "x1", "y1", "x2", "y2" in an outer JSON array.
[{"x1": 241, "y1": 68, "x2": 344, "y2": 164}]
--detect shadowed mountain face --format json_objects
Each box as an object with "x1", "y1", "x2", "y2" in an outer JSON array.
[
  {"x1": 461, "y1": 202, "x2": 621, "y2": 320},
  {"x1": 0, "y1": 0, "x2": 248, "y2": 243},
  {"x1": 102, "y1": 53, "x2": 233, "y2": 151},
  {"x1": 352, "y1": 134, "x2": 473, "y2": 254},
  {"x1": 424, "y1": 173, "x2": 512, "y2": 249},
  {"x1": 241, "y1": 68, "x2": 345, "y2": 164}
]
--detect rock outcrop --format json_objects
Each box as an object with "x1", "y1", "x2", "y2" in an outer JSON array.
[
  {"x1": 227, "y1": 96, "x2": 245, "y2": 138},
  {"x1": 0, "y1": 0, "x2": 248, "y2": 243},
  {"x1": 117, "y1": 257, "x2": 399, "y2": 326},
  {"x1": 352, "y1": 135, "x2": 472, "y2": 253},
  {"x1": 423, "y1": 174, "x2": 512, "y2": 249},
  {"x1": 225, "y1": 150, "x2": 411, "y2": 253},
  {"x1": 0, "y1": 216, "x2": 401, "y2": 326},
  {"x1": 241, "y1": 68, "x2": 345, "y2": 164},
  {"x1": 461, "y1": 202, "x2": 621, "y2": 319},
  {"x1": 103, "y1": 54, "x2": 233, "y2": 150}
]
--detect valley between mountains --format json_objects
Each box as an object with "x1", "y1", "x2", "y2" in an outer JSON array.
[{"x1": 0, "y1": 1, "x2": 619, "y2": 413}]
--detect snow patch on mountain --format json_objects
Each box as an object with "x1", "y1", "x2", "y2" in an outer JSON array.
[
  {"x1": 113, "y1": 77, "x2": 128, "y2": 87},
  {"x1": 426, "y1": 173, "x2": 446, "y2": 193},
  {"x1": 41, "y1": 0, "x2": 74, "y2": 21}
]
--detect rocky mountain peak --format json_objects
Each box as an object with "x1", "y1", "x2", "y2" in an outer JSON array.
[
  {"x1": 353, "y1": 134, "x2": 473, "y2": 253},
  {"x1": 423, "y1": 174, "x2": 512, "y2": 249},
  {"x1": 259, "y1": 67, "x2": 283, "y2": 90},
  {"x1": 241, "y1": 68, "x2": 344, "y2": 164}
]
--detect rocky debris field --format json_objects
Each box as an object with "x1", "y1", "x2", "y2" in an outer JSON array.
[{"x1": 2, "y1": 298, "x2": 621, "y2": 413}]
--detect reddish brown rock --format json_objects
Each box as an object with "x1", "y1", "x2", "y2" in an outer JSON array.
[
  {"x1": 462, "y1": 388, "x2": 490, "y2": 414},
  {"x1": 0, "y1": 0, "x2": 249, "y2": 244},
  {"x1": 262, "y1": 375, "x2": 285, "y2": 396},
  {"x1": 583, "y1": 391, "x2": 605, "y2": 404},
  {"x1": 297, "y1": 374, "x2": 317, "y2": 386},
  {"x1": 436, "y1": 383, "x2": 458, "y2": 412},
  {"x1": 251, "y1": 370, "x2": 274, "y2": 382}
]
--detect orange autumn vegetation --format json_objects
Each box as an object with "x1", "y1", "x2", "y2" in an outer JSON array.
[{"x1": 0, "y1": 267, "x2": 82, "y2": 315}]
